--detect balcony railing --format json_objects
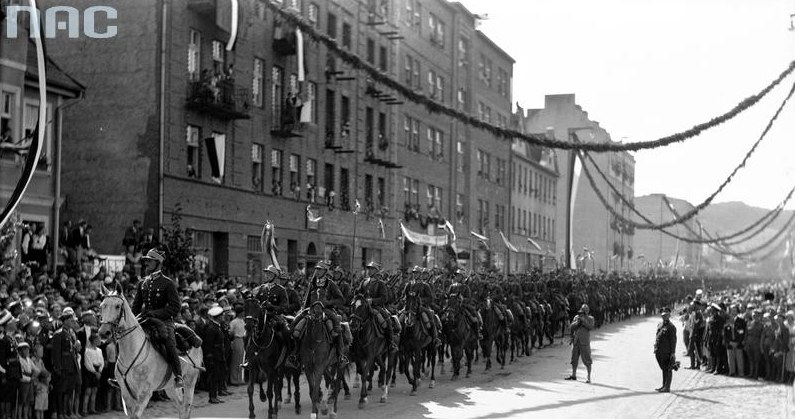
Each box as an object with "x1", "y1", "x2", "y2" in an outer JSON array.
[{"x1": 185, "y1": 77, "x2": 250, "y2": 120}]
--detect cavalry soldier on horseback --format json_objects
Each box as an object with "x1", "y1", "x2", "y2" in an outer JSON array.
[
  {"x1": 357, "y1": 261, "x2": 397, "y2": 353},
  {"x1": 487, "y1": 281, "x2": 510, "y2": 326},
  {"x1": 289, "y1": 260, "x2": 349, "y2": 366},
  {"x1": 447, "y1": 268, "x2": 482, "y2": 339},
  {"x1": 403, "y1": 267, "x2": 441, "y2": 346},
  {"x1": 130, "y1": 249, "x2": 184, "y2": 388},
  {"x1": 283, "y1": 273, "x2": 302, "y2": 316}
]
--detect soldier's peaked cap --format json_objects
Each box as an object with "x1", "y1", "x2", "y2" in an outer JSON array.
[
  {"x1": 365, "y1": 261, "x2": 381, "y2": 270},
  {"x1": 263, "y1": 265, "x2": 282, "y2": 275},
  {"x1": 142, "y1": 249, "x2": 165, "y2": 263},
  {"x1": 315, "y1": 260, "x2": 331, "y2": 270}
]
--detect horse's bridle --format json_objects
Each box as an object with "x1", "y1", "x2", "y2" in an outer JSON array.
[{"x1": 100, "y1": 294, "x2": 140, "y2": 342}]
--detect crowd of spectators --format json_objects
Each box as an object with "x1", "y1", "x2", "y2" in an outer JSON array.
[{"x1": 680, "y1": 282, "x2": 795, "y2": 384}]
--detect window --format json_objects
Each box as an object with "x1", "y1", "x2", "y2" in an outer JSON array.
[
  {"x1": 456, "y1": 88, "x2": 466, "y2": 110},
  {"x1": 377, "y1": 177, "x2": 385, "y2": 207},
  {"x1": 186, "y1": 125, "x2": 200, "y2": 178},
  {"x1": 212, "y1": 39, "x2": 224, "y2": 72},
  {"x1": 256, "y1": 1, "x2": 266, "y2": 20},
  {"x1": 324, "y1": 163, "x2": 335, "y2": 200},
  {"x1": 456, "y1": 194, "x2": 465, "y2": 223},
  {"x1": 403, "y1": 177, "x2": 410, "y2": 206},
  {"x1": 428, "y1": 13, "x2": 445, "y2": 48},
  {"x1": 497, "y1": 68, "x2": 510, "y2": 97},
  {"x1": 404, "y1": 115, "x2": 420, "y2": 152},
  {"x1": 325, "y1": 89, "x2": 336, "y2": 143},
  {"x1": 247, "y1": 234, "x2": 263, "y2": 282},
  {"x1": 251, "y1": 143, "x2": 263, "y2": 190},
  {"x1": 511, "y1": 206, "x2": 515, "y2": 233},
  {"x1": 365, "y1": 107, "x2": 374, "y2": 153},
  {"x1": 405, "y1": 0, "x2": 421, "y2": 31},
  {"x1": 307, "y1": 81, "x2": 317, "y2": 122},
  {"x1": 378, "y1": 45, "x2": 388, "y2": 72},
  {"x1": 365, "y1": 174, "x2": 374, "y2": 207},
  {"x1": 426, "y1": 127, "x2": 444, "y2": 161},
  {"x1": 327, "y1": 13, "x2": 338, "y2": 38},
  {"x1": 427, "y1": 69, "x2": 436, "y2": 98},
  {"x1": 478, "y1": 199, "x2": 490, "y2": 232},
  {"x1": 289, "y1": 154, "x2": 300, "y2": 193},
  {"x1": 366, "y1": 38, "x2": 375, "y2": 64},
  {"x1": 340, "y1": 94, "x2": 350, "y2": 140},
  {"x1": 339, "y1": 167, "x2": 350, "y2": 209},
  {"x1": 308, "y1": 3, "x2": 319, "y2": 26},
  {"x1": 342, "y1": 22, "x2": 352, "y2": 49},
  {"x1": 458, "y1": 37, "x2": 470, "y2": 67},
  {"x1": 426, "y1": 185, "x2": 433, "y2": 209},
  {"x1": 412, "y1": 179, "x2": 419, "y2": 205},
  {"x1": 495, "y1": 158, "x2": 506, "y2": 186},
  {"x1": 479, "y1": 54, "x2": 492, "y2": 87},
  {"x1": 378, "y1": 112, "x2": 387, "y2": 149},
  {"x1": 495, "y1": 204, "x2": 505, "y2": 231},
  {"x1": 22, "y1": 100, "x2": 52, "y2": 171},
  {"x1": 404, "y1": 55, "x2": 421, "y2": 90},
  {"x1": 271, "y1": 66, "x2": 283, "y2": 127},
  {"x1": 271, "y1": 149, "x2": 283, "y2": 196},
  {"x1": 456, "y1": 140, "x2": 464, "y2": 172},
  {"x1": 477, "y1": 150, "x2": 491, "y2": 180},
  {"x1": 252, "y1": 58, "x2": 263, "y2": 107},
  {"x1": 306, "y1": 158, "x2": 317, "y2": 202},
  {"x1": 188, "y1": 29, "x2": 201, "y2": 81}
]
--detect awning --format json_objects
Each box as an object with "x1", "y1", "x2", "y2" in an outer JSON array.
[
  {"x1": 527, "y1": 238, "x2": 542, "y2": 252},
  {"x1": 470, "y1": 231, "x2": 488, "y2": 241},
  {"x1": 400, "y1": 221, "x2": 448, "y2": 247},
  {"x1": 499, "y1": 230, "x2": 519, "y2": 253}
]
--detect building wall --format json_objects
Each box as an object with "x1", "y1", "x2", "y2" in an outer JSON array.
[{"x1": 523, "y1": 94, "x2": 635, "y2": 271}]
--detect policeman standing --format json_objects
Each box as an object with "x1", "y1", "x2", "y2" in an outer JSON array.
[
  {"x1": 654, "y1": 307, "x2": 677, "y2": 393},
  {"x1": 130, "y1": 249, "x2": 184, "y2": 388}
]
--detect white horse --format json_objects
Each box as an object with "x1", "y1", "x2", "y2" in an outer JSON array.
[{"x1": 97, "y1": 286, "x2": 203, "y2": 419}]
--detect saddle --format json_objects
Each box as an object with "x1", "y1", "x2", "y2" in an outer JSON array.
[{"x1": 140, "y1": 318, "x2": 202, "y2": 356}]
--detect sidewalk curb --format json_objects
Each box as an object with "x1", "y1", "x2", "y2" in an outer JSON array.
[
  {"x1": 651, "y1": 365, "x2": 701, "y2": 418},
  {"x1": 786, "y1": 381, "x2": 794, "y2": 419}
]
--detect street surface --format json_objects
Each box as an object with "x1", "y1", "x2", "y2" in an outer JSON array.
[{"x1": 100, "y1": 315, "x2": 793, "y2": 419}]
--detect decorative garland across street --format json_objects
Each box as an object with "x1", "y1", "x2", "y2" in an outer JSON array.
[
  {"x1": 266, "y1": 2, "x2": 795, "y2": 153},
  {"x1": 574, "y1": 72, "x2": 795, "y2": 231},
  {"x1": 581, "y1": 148, "x2": 795, "y2": 246}
]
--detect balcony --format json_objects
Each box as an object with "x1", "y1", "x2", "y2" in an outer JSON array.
[
  {"x1": 187, "y1": 0, "x2": 216, "y2": 16},
  {"x1": 185, "y1": 76, "x2": 250, "y2": 120}
]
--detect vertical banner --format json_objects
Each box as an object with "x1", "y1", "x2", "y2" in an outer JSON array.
[
  {"x1": 567, "y1": 152, "x2": 582, "y2": 270},
  {"x1": 205, "y1": 135, "x2": 226, "y2": 182}
]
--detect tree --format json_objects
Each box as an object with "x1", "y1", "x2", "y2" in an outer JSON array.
[
  {"x1": 0, "y1": 213, "x2": 20, "y2": 275},
  {"x1": 160, "y1": 204, "x2": 195, "y2": 277}
]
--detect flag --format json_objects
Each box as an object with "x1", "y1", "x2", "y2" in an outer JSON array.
[
  {"x1": 354, "y1": 199, "x2": 361, "y2": 214},
  {"x1": 568, "y1": 152, "x2": 583, "y2": 270},
  {"x1": 296, "y1": 28, "x2": 305, "y2": 81},
  {"x1": 261, "y1": 220, "x2": 279, "y2": 270},
  {"x1": 306, "y1": 205, "x2": 323, "y2": 223},
  {"x1": 205, "y1": 135, "x2": 226, "y2": 183},
  {"x1": 499, "y1": 230, "x2": 518, "y2": 252},
  {"x1": 470, "y1": 231, "x2": 489, "y2": 250},
  {"x1": 527, "y1": 238, "x2": 542, "y2": 252},
  {"x1": 444, "y1": 219, "x2": 457, "y2": 243},
  {"x1": 378, "y1": 218, "x2": 385, "y2": 239}
]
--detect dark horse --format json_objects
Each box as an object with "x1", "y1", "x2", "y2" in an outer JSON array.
[
  {"x1": 442, "y1": 296, "x2": 477, "y2": 380},
  {"x1": 301, "y1": 302, "x2": 345, "y2": 419},
  {"x1": 479, "y1": 298, "x2": 508, "y2": 370},
  {"x1": 349, "y1": 295, "x2": 389, "y2": 408},
  {"x1": 243, "y1": 298, "x2": 287, "y2": 419},
  {"x1": 399, "y1": 295, "x2": 437, "y2": 395}
]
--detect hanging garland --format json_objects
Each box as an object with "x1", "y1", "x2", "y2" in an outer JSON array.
[
  {"x1": 582, "y1": 149, "x2": 795, "y2": 245},
  {"x1": 575, "y1": 72, "x2": 795, "y2": 231},
  {"x1": 266, "y1": 2, "x2": 795, "y2": 153}
]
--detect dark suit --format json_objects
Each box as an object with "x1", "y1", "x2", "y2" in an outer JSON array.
[
  {"x1": 654, "y1": 320, "x2": 677, "y2": 390},
  {"x1": 51, "y1": 328, "x2": 80, "y2": 394},
  {"x1": 202, "y1": 320, "x2": 225, "y2": 399},
  {"x1": 131, "y1": 271, "x2": 182, "y2": 377}
]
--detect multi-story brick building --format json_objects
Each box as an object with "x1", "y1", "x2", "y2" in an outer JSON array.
[
  {"x1": 0, "y1": 10, "x2": 84, "y2": 269},
  {"x1": 522, "y1": 94, "x2": 635, "y2": 272},
  {"x1": 47, "y1": 0, "x2": 515, "y2": 277}
]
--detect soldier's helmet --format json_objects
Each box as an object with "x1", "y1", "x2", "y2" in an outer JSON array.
[
  {"x1": 263, "y1": 265, "x2": 281, "y2": 282},
  {"x1": 365, "y1": 261, "x2": 382, "y2": 271},
  {"x1": 142, "y1": 249, "x2": 165, "y2": 264},
  {"x1": 314, "y1": 260, "x2": 331, "y2": 285}
]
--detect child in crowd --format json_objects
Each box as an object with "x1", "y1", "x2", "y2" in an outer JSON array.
[
  {"x1": 81, "y1": 333, "x2": 103, "y2": 415},
  {"x1": 17, "y1": 342, "x2": 39, "y2": 419},
  {"x1": 32, "y1": 344, "x2": 49, "y2": 419}
]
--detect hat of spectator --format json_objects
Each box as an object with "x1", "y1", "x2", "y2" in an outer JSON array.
[
  {"x1": 81, "y1": 310, "x2": 96, "y2": 319},
  {"x1": 7, "y1": 300, "x2": 20, "y2": 311},
  {"x1": 579, "y1": 304, "x2": 590, "y2": 314},
  {"x1": 17, "y1": 341, "x2": 29, "y2": 350},
  {"x1": 365, "y1": 261, "x2": 382, "y2": 270},
  {"x1": 142, "y1": 249, "x2": 166, "y2": 263},
  {"x1": 315, "y1": 260, "x2": 331, "y2": 271},
  {"x1": 60, "y1": 307, "x2": 76, "y2": 322},
  {"x1": 35, "y1": 307, "x2": 47, "y2": 317},
  {"x1": 181, "y1": 302, "x2": 189, "y2": 309},
  {"x1": 208, "y1": 306, "x2": 223, "y2": 317},
  {"x1": 454, "y1": 268, "x2": 466, "y2": 276},
  {"x1": 0, "y1": 309, "x2": 12, "y2": 326},
  {"x1": 660, "y1": 307, "x2": 671, "y2": 315}
]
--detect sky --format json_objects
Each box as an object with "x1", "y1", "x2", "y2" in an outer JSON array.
[{"x1": 459, "y1": 0, "x2": 795, "y2": 210}]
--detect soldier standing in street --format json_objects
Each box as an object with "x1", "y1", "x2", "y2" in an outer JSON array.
[
  {"x1": 130, "y1": 249, "x2": 184, "y2": 388},
  {"x1": 565, "y1": 304, "x2": 594, "y2": 383},
  {"x1": 654, "y1": 307, "x2": 677, "y2": 393}
]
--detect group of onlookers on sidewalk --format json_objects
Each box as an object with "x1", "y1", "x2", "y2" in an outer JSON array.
[{"x1": 681, "y1": 284, "x2": 794, "y2": 383}]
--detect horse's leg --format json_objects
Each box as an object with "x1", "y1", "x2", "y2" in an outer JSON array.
[
  {"x1": 358, "y1": 358, "x2": 368, "y2": 409},
  {"x1": 429, "y1": 345, "x2": 436, "y2": 389},
  {"x1": 247, "y1": 368, "x2": 257, "y2": 419},
  {"x1": 307, "y1": 371, "x2": 319, "y2": 419},
  {"x1": 267, "y1": 373, "x2": 276, "y2": 419},
  {"x1": 342, "y1": 374, "x2": 351, "y2": 400},
  {"x1": 292, "y1": 370, "x2": 301, "y2": 415}
]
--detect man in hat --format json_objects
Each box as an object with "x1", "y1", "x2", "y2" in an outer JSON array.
[
  {"x1": 686, "y1": 300, "x2": 705, "y2": 370},
  {"x1": 447, "y1": 268, "x2": 482, "y2": 339},
  {"x1": 52, "y1": 307, "x2": 80, "y2": 419},
  {"x1": 290, "y1": 260, "x2": 348, "y2": 365},
  {"x1": 565, "y1": 304, "x2": 594, "y2": 383},
  {"x1": 746, "y1": 308, "x2": 764, "y2": 379},
  {"x1": 130, "y1": 249, "x2": 184, "y2": 388},
  {"x1": 403, "y1": 267, "x2": 441, "y2": 346},
  {"x1": 250, "y1": 266, "x2": 291, "y2": 363},
  {"x1": 654, "y1": 307, "x2": 677, "y2": 392},
  {"x1": 357, "y1": 261, "x2": 397, "y2": 353},
  {"x1": 0, "y1": 309, "x2": 21, "y2": 419},
  {"x1": 202, "y1": 306, "x2": 225, "y2": 404}
]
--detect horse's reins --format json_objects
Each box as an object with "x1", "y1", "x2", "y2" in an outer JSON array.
[{"x1": 100, "y1": 294, "x2": 150, "y2": 402}]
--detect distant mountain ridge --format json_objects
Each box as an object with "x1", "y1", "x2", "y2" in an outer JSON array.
[{"x1": 697, "y1": 201, "x2": 792, "y2": 252}]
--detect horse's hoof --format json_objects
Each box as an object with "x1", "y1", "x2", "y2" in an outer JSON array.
[
  {"x1": 329, "y1": 413, "x2": 337, "y2": 419},
  {"x1": 285, "y1": 395, "x2": 291, "y2": 404},
  {"x1": 379, "y1": 396, "x2": 387, "y2": 403},
  {"x1": 295, "y1": 405, "x2": 301, "y2": 415},
  {"x1": 353, "y1": 382, "x2": 360, "y2": 388},
  {"x1": 410, "y1": 389, "x2": 417, "y2": 396},
  {"x1": 344, "y1": 393, "x2": 351, "y2": 400},
  {"x1": 390, "y1": 382, "x2": 396, "y2": 388},
  {"x1": 358, "y1": 401, "x2": 365, "y2": 409},
  {"x1": 466, "y1": 373, "x2": 471, "y2": 378},
  {"x1": 429, "y1": 380, "x2": 435, "y2": 389},
  {"x1": 451, "y1": 374, "x2": 458, "y2": 381},
  {"x1": 321, "y1": 408, "x2": 329, "y2": 416}
]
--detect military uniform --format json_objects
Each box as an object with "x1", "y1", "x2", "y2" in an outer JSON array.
[
  {"x1": 290, "y1": 263, "x2": 348, "y2": 363},
  {"x1": 130, "y1": 269, "x2": 183, "y2": 383},
  {"x1": 403, "y1": 274, "x2": 440, "y2": 344},
  {"x1": 447, "y1": 279, "x2": 481, "y2": 334},
  {"x1": 654, "y1": 314, "x2": 677, "y2": 392},
  {"x1": 358, "y1": 273, "x2": 396, "y2": 351},
  {"x1": 202, "y1": 314, "x2": 225, "y2": 402}
]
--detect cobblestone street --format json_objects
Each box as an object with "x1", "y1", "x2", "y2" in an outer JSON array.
[{"x1": 89, "y1": 314, "x2": 793, "y2": 418}]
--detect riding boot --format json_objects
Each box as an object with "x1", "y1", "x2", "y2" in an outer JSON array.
[
  {"x1": 163, "y1": 324, "x2": 185, "y2": 388},
  {"x1": 337, "y1": 333, "x2": 349, "y2": 366}
]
